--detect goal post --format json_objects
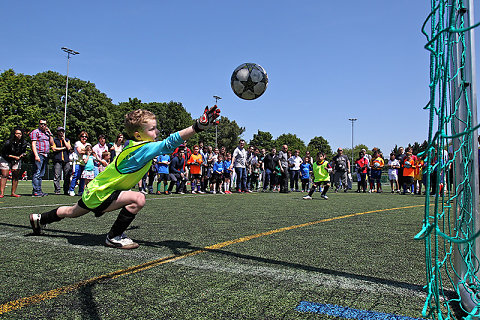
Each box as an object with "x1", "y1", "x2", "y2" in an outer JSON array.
[{"x1": 450, "y1": 0, "x2": 480, "y2": 314}]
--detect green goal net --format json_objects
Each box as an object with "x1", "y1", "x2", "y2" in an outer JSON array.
[{"x1": 414, "y1": 0, "x2": 480, "y2": 319}]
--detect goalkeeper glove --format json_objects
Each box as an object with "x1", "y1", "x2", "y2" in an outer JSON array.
[{"x1": 193, "y1": 105, "x2": 221, "y2": 132}]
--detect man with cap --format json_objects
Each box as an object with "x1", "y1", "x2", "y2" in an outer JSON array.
[{"x1": 50, "y1": 127, "x2": 72, "y2": 195}]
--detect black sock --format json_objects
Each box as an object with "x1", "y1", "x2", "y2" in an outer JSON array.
[
  {"x1": 321, "y1": 185, "x2": 330, "y2": 195},
  {"x1": 107, "y1": 207, "x2": 136, "y2": 239},
  {"x1": 40, "y1": 209, "x2": 63, "y2": 225},
  {"x1": 308, "y1": 185, "x2": 317, "y2": 197}
]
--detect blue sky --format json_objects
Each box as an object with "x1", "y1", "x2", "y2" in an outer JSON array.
[{"x1": 1, "y1": 1, "x2": 478, "y2": 154}]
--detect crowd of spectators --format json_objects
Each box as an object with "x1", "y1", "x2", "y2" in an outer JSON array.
[{"x1": 0, "y1": 118, "x2": 449, "y2": 198}]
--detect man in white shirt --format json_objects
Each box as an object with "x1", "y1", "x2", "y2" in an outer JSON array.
[
  {"x1": 288, "y1": 149, "x2": 303, "y2": 192},
  {"x1": 232, "y1": 139, "x2": 248, "y2": 192}
]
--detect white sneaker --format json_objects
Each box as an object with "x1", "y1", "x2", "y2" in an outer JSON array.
[
  {"x1": 105, "y1": 233, "x2": 139, "y2": 249},
  {"x1": 220, "y1": 191, "x2": 225, "y2": 194},
  {"x1": 211, "y1": 190, "x2": 216, "y2": 194},
  {"x1": 29, "y1": 213, "x2": 44, "y2": 235},
  {"x1": 192, "y1": 190, "x2": 196, "y2": 194},
  {"x1": 303, "y1": 195, "x2": 312, "y2": 200},
  {"x1": 321, "y1": 194, "x2": 329, "y2": 200},
  {"x1": 68, "y1": 190, "x2": 76, "y2": 196},
  {"x1": 198, "y1": 190, "x2": 205, "y2": 194}
]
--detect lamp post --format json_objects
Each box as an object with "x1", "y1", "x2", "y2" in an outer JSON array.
[
  {"x1": 213, "y1": 95, "x2": 222, "y2": 148},
  {"x1": 348, "y1": 118, "x2": 357, "y2": 164},
  {"x1": 61, "y1": 47, "x2": 80, "y2": 130}
]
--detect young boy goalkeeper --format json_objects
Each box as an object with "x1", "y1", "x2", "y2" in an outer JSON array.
[
  {"x1": 30, "y1": 106, "x2": 220, "y2": 249},
  {"x1": 302, "y1": 151, "x2": 332, "y2": 200}
]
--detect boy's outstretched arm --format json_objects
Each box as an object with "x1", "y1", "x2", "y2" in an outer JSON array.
[{"x1": 178, "y1": 105, "x2": 221, "y2": 141}]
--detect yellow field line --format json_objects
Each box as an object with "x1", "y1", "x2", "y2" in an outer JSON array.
[{"x1": 0, "y1": 204, "x2": 424, "y2": 315}]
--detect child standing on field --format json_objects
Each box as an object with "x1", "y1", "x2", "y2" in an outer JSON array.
[
  {"x1": 223, "y1": 153, "x2": 233, "y2": 194},
  {"x1": 387, "y1": 153, "x2": 400, "y2": 193},
  {"x1": 187, "y1": 145, "x2": 204, "y2": 194},
  {"x1": 414, "y1": 155, "x2": 425, "y2": 195},
  {"x1": 98, "y1": 151, "x2": 111, "y2": 173},
  {"x1": 402, "y1": 151, "x2": 416, "y2": 194},
  {"x1": 299, "y1": 155, "x2": 312, "y2": 192},
  {"x1": 211, "y1": 154, "x2": 224, "y2": 194},
  {"x1": 370, "y1": 151, "x2": 384, "y2": 193},
  {"x1": 156, "y1": 153, "x2": 170, "y2": 194},
  {"x1": 81, "y1": 145, "x2": 96, "y2": 186},
  {"x1": 303, "y1": 152, "x2": 332, "y2": 200},
  {"x1": 355, "y1": 151, "x2": 369, "y2": 193},
  {"x1": 29, "y1": 106, "x2": 220, "y2": 249}
]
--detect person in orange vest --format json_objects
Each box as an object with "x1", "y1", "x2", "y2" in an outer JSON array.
[
  {"x1": 370, "y1": 150, "x2": 385, "y2": 193},
  {"x1": 187, "y1": 145, "x2": 204, "y2": 194},
  {"x1": 414, "y1": 155, "x2": 425, "y2": 195},
  {"x1": 402, "y1": 151, "x2": 416, "y2": 194}
]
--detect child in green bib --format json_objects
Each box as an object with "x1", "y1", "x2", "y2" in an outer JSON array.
[
  {"x1": 30, "y1": 106, "x2": 220, "y2": 249},
  {"x1": 303, "y1": 151, "x2": 332, "y2": 200}
]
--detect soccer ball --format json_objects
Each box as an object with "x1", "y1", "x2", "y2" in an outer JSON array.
[{"x1": 231, "y1": 63, "x2": 268, "y2": 100}]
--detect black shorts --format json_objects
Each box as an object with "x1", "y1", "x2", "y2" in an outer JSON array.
[
  {"x1": 158, "y1": 173, "x2": 169, "y2": 181},
  {"x1": 77, "y1": 190, "x2": 122, "y2": 217}
]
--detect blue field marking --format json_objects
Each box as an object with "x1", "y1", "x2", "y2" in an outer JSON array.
[{"x1": 296, "y1": 301, "x2": 427, "y2": 320}]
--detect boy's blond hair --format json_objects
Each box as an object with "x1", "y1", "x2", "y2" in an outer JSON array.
[{"x1": 124, "y1": 109, "x2": 156, "y2": 139}]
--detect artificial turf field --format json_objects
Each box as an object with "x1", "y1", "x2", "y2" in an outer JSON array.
[{"x1": 0, "y1": 181, "x2": 464, "y2": 319}]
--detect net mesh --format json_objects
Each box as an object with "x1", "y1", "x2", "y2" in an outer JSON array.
[{"x1": 415, "y1": 0, "x2": 479, "y2": 319}]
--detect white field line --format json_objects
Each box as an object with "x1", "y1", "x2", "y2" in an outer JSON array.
[
  {"x1": 0, "y1": 230, "x2": 163, "y2": 260},
  {"x1": 173, "y1": 257, "x2": 428, "y2": 299}
]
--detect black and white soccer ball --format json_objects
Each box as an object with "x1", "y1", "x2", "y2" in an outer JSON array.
[{"x1": 231, "y1": 63, "x2": 268, "y2": 100}]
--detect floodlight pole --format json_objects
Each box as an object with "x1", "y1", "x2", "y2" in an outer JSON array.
[
  {"x1": 61, "y1": 47, "x2": 80, "y2": 130},
  {"x1": 348, "y1": 118, "x2": 357, "y2": 163},
  {"x1": 213, "y1": 95, "x2": 222, "y2": 148}
]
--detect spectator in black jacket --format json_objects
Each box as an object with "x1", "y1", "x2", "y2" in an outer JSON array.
[
  {"x1": 262, "y1": 148, "x2": 277, "y2": 192},
  {"x1": 51, "y1": 127, "x2": 72, "y2": 195},
  {"x1": 168, "y1": 149, "x2": 186, "y2": 194},
  {"x1": 0, "y1": 127, "x2": 28, "y2": 197}
]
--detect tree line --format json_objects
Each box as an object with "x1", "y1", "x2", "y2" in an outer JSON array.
[{"x1": 0, "y1": 69, "x2": 427, "y2": 159}]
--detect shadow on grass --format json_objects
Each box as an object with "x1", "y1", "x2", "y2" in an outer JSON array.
[
  {"x1": 4, "y1": 221, "x2": 462, "y2": 316},
  {"x1": 144, "y1": 239, "x2": 431, "y2": 294}
]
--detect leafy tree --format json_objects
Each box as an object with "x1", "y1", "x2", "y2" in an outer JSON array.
[
  {"x1": 411, "y1": 140, "x2": 428, "y2": 155},
  {"x1": 146, "y1": 101, "x2": 193, "y2": 140},
  {"x1": 115, "y1": 99, "x2": 193, "y2": 141},
  {"x1": 217, "y1": 117, "x2": 245, "y2": 152},
  {"x1": 249, "y1": 130, "x2": 274, "y2": 150},
  {"x1": 343, "y1": 144, "x2": 370, "y2": 162},
  {"x1": 275, "y1": 133, "x2": 306, "y2": 154},
  {"x1": 29, "y1": 71, "x2": 118, "y2": 142},
  {"x1": 0, "y1": 69, "x2": 38, "y2": 143},
  {"x1": 307, "y1": 136, "x2": 332, "y2": 159}
]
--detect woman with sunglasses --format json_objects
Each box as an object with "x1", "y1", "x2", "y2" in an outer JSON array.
[{"x1": 68, "y1": 131, "x2": 89, "y2": 196}]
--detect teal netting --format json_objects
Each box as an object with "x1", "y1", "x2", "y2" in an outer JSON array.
[{"x1": 414, "y1": 0, "x2": 479, "y2": 319}]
